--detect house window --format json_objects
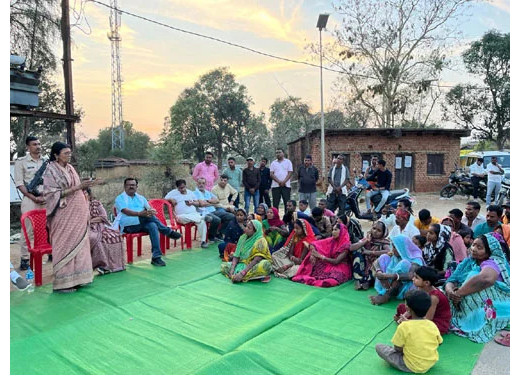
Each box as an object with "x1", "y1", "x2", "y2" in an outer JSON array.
[{"x1": 427, "y1": 154, "x2": 444, "y2": 175}]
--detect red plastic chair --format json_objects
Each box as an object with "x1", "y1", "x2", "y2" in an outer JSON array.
[
  {"x1": 160, "y1": 200, "x2": 185, "y2": 250},
  {"x1": 20, "y1": 209, "x2": 52, "y2": 286},
  {"x1": 149, "y1": 198, "x2": 184, "y2": 253},
  {"x1": 113, "y1": 207, "x2": 149, "y2": 264}
]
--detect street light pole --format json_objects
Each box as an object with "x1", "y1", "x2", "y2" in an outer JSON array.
[{"x1": 317, "y1": 14, "x2": 329, "y2": 187}]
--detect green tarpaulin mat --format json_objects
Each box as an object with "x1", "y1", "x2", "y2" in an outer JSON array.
[{"x1": 10, "y1": 247, "x2": 484, "y2": 375}]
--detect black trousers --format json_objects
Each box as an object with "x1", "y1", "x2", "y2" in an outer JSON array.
[
  {"x1": 326, "y1": 192, "x2": 348, "y2": 217},
  {"x1": 271, "y1": 187, "x2": 291, "y2": 210},
  {"x1": 259, "y1": 187, "x2": 272, "y2": 207},
  {"x1": 471, "y1": 176, "x2": 480, "y2": 199}
]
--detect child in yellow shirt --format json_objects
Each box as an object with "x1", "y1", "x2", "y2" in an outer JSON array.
[{"x1": 376, "y1": 289, "x2": 443, "y2": 373}]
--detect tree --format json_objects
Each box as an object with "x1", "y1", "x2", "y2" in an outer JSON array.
[
  {"x1": 321, "y1": 0, "x2": 472, "y2": 127},
  {"x1": 166, "y1": 68, "x2": 273, "y2": 168},
  {"x1": 76, "y1": 139, "x2": 99, "y2": 177},
  {"x1": 269, "y1": 97, "x2": 312, "y2": 151},
  {"x1": 95, "y1": 121, "x2": 152, "y2": 160},
  {"x1": 443, "y1": 31, "x2": 510, "y2": 149}
]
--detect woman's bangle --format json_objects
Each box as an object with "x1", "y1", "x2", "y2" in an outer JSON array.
[{"x1": 395, "y1": 273, "x2": 400, "y2": 281}]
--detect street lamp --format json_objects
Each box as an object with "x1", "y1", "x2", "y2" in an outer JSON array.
[{"x1": 317, "y1": 13, "x2": 329, "y2": 187}]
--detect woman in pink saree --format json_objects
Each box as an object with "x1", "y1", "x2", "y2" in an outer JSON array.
[
  {"x1": 86, "y1": 188, "x2": 126, "y2": 274},
  {"x1": 292, "y1": 222, "x2": 352, "y2": 287},
  {"x1": 43, "y1": 142, "x2": 101, "y2": 293}
]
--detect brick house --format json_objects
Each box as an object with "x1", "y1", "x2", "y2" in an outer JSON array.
[{"x1": 287, "y1": 128, "x2": 470, "y2": 193}]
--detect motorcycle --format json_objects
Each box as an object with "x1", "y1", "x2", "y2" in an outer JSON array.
[
  {"x1": 496, "y1": 178, "x2": 510, "y2": 206},
  {"x1": 343, "y1": 175, "x2": 414, "y2": 220},
  {"x1": 439, "y1": 168, "x2": 487, "y2": 201}
]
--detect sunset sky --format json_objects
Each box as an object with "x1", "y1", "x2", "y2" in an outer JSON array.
[{"x1": 60, "y1": 0, "x2": 510, "y2": 142}]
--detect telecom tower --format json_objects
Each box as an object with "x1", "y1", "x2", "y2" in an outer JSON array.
[{"x1": 108, "y1": 0, "x2": 124, "y2": 150}]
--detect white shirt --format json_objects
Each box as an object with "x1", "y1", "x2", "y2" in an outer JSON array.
[
  {"x1": 486, "y1": 162, "x2": 503, "y2": 183},
  {"x1": 165, "y1": 189, "x2": 198, "y2": 215},
  {"x1": 461, "y1": 214, "x2": 486, "y2": 231},
  {"x1": 270, "y1": 158, "x2": 293, "y2": 188},
  {"x1": 389, "y1": 223, "x2": 420, "y2": 241},
  {"x1": 469, "y1": 162, "x2": 486, "y2": 176},
  {"x1": 379, "y1": 213, "x2": 416, "y2": 231}
]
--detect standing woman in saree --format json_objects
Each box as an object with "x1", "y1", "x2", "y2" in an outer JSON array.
[
  {"x1": 292, "y1": 222, "x2": 352, "y2": 288},
  {"x1": 445, "y1": 233, "x2": 510, "y2": 343},
  {"x1": 86, "y1": 188, "x2": 126, "y2": 274},
  {"x1": 43, "y1": 142, "x2": 101, "y2": 293},
  {"x1": 221, "y1": 219, "x2": 273, "y2": 283},
  {"x1": 263, "y1": 207, "x2": 289, "y2": 252},
  {"x1": 369, "y1": 235, "x2": 424, "y2": 305},
  {"x1": 271, "y1": 219, "x2": 316, "y2": 279}
]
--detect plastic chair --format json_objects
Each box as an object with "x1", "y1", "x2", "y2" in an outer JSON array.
[
  {"x1": 149, "y1": 198, "x2": 183, "y2": 253},
  {"x1": 113, "y1": 207, "x2": 149, "y2": 264},
  {"x1": 20, "y1": 209, "x2": 52, "y2": 286},
  {"x1": 161, "y1": 200, "x2": 185, "y2": 250}
]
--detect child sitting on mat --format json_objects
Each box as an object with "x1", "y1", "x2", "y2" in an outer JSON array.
[
  {"x1": 376, "y1": 289, "x2": 443, "y2": 374},
  {"x1": 394, "y1": 266, "x2": 452, "y2": 334}
]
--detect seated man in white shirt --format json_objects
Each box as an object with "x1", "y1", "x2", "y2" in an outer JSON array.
[
  {"x1": 165, "y1": 179, "x2": 209, "y2": 249},
  {"x1": 379, "y1": 199, "x2": 416, "y2": 231},
  {"x1": 193, "y1": 177, "x2": 223, "y2": 242},
  {"x1": 389, "y1": 208, "x2": 420, "y2": 241},
  {"x1": 461, "y1": 201, "x2": 486, "y2": 231}
]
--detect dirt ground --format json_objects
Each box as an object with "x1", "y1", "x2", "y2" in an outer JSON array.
[{"x1": 9, "y1": 192, "x2": 478, "y2": 291}]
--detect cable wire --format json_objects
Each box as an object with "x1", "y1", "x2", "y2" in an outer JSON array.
[{"x1": 87, "y1": 0, "x2": 489, "y2": 91}]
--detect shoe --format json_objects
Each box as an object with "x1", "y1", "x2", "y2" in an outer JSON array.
[
  {"x1": 151, "y1": 257, "x2": 166, "y2": 266},
  {"x1": 11, "y1": 276, "x2": 31, "y2": 291},
  {"x1": 214, "y1": 237, "x2": 224, "y2": 243},
  {"x1": 20, "y1": 259, "x2": 29, "y2": 271},
  {"x1": 96, "y1": 267, "x2": 110, "y2": 276},
  {"x1": 169, "y1": 230, "x2": 182, "y2": 240},
  {"x1": 54, "y1": 288, "x2": 77, "y2": 293},
  {"x1": 201, "y1": 242, "x2": 209, "y2": 248}
]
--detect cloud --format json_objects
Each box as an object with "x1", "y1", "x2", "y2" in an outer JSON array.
[{"x1": 485, "y1": 0, "x2": 510, "y2": 13}]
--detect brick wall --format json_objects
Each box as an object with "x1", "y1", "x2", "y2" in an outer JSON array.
[{"x1": 288, "y1": 131, "x2": 462, "y2": 193}]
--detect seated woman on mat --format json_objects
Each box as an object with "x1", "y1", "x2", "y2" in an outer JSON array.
[
  {"x1": 221, "y1": 219, "x2": 272, "y2": 283},
  {"x1": 292, "y1": 222, "x2": 352, "y2": 288},
  {"x1": 255, "y1": 203, "x2": 268, "y2": 222},
  {"x1": 263, "y1": 207, "x2": 289, "y2": 252},
  {"x1": 218, "y1": 208, "x2": 248, "y2": 260},
  {"x1": 444, "y1": 233, "x2": 510, "y2": 343},
  {"x1": 350, "y1": 221, "x2": 391, "y2": 291},
  {"x1": 369, "y1": 235, "x2": 424, "y2": 305},
  {"x1": 86, "y1": 188, "x2": 126, "y2": 275},
  {"x1": 394, "y1": 266, "x2": 451, "y2": 334},
  {"x1": 271, "y1": 219, "x2": 316, "y2": 279},
  {"x1": 422, "y1": 224, "x2": 457, "y2": 280},
  {"x1": 440, "y1": 216, "x2": 467, "y2": 264}
]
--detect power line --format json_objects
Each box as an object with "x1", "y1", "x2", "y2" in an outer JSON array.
[{"x1": 87, "y1": 0, "x2": 489, "y2": 91}]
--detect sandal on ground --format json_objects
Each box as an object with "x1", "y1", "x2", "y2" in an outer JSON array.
[
  {"x1": 494, "y1": 333, "x2": 510, "y2": 347},
  {"x1": 54, "y1": 288, "x2": 77, "y2": 294},
  {"x1": 261, "y1": 276, "x2": 271, "y2": 283}
]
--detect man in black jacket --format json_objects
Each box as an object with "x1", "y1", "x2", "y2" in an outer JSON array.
[
  {"x1": 365, "y1": 159, "x2": 392, "y2": 216},
  {"x1": 259, "y1": 157, "x2": 272, "y2": 207}
]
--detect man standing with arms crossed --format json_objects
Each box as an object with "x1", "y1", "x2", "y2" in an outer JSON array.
[
  {"x1": 14, "y1": 136, "x2": 47, "y2": 270},
  {"x1": 270, "y1": 149, "x2": 293, "y2": 210}
]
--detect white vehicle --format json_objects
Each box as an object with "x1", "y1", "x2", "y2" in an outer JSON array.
[{"x1": 461, "y1": 151, "x2": 510, "y2": 179}]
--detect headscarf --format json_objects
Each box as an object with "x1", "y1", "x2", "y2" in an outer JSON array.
[
  {"x1": 284, "y1": 218, "x2": 316, "y2": 247},
  {"x1": 423, "y1": 224, "x2": 452, "y2": 268},
  {"x1": 256, "y1": 203, "x2": 268, "y2": 220},
  {"x1": 370, "y1": 220, "x2": 390, "y2": 245},
  {"x1": 267, "y1": 207, "x2": 285, "y2": 227},
  {"x1": 447, "y1": 233, "x2": 510, "y2": 291},
  {"x1": 234, "y1": 219, "x2": 265, "y2": 260},
  {"x1": 395, "y1": 208, "x2": 410, "y2": 221},
  {"x1": 391, "y1": 235, "x2": 424, "y2": 265},
  {"x1": 441, "y1": 216, "x2": 467, "y2": 263},
  {"x1": 311, "y1": 222, "x2": 351, "y2": 259}
]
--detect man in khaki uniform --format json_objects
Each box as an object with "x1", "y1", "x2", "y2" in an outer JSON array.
[{"x1": 14, "y1": 136, "x2": 47, "y2": 270}]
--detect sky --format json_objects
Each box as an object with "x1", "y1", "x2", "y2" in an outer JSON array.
[{"x1": 57, "y1": 0, "x2": 511, "y2": 142}]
